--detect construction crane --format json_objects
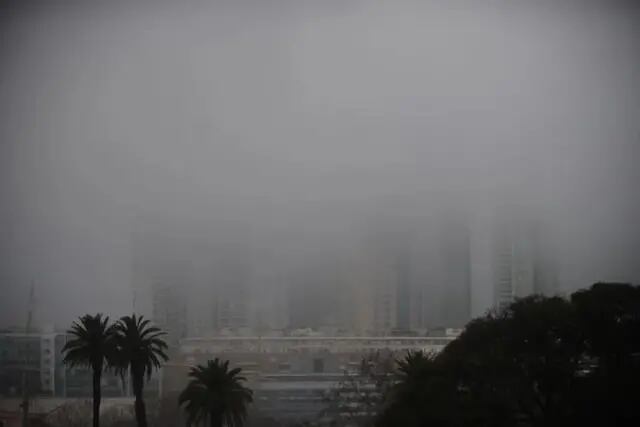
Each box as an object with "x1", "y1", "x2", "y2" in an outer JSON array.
[{"x1": 20, "y1": 283, "x2": 36, "y2": 427}]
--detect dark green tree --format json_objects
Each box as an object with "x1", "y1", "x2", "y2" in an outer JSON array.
[
  {"x1": 377, "y1": 351, "x2": 467, "y2": 427},
  {"x1": 499, "y1": 296, "x2": 583, "y2": 425},
  {"x1": 62, "y1": 314, "x2": 115, "y2": 427},
  {"x1": 112, "y1": 315, "x2": 168, "y2": 427},
  {"x1": 378, "y1": 296, "x2": 585, "y2": 427},
  {"x1": 570, "y1": 283, "x2": 640, "y2": 427},
  {"x1": 572, "y1": 283, "x2": 640, "y2": 371},
  {"x1": 179, "y1": 358, "x2": 253, "y2": 427},
  {"x1": 446, "y1": 296, "x2": 584, "y2": 426},
  {"x1": 376, "y1": 285, "x2": 640, "y2": 427}
]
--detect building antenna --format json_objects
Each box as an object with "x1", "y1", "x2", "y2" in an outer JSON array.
[{"x1": 21, "y1": 281, "x2": 36, "y2": 427}]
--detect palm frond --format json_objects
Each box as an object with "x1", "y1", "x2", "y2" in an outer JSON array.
[
  {"x1": 111, "y1": 314, "x2": 169, "y2": 381},
  {"x1": 179, "y1": 359, "x2": 253, "y2": 427},
  {"x1": 62, "y1": 313, "x2": 114, "y2": 370}
]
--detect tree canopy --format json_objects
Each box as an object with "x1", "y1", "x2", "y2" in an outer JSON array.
[
  {"x1": 179, "y1": 358, "x2": 253, "y2": 427},
  {"x1": 376, "y1": 283, "x2": 640, "y2": 427},
  {"x1": 62, "y1": 313, "x2": 115, "y2": 427},
  {"x1": 112, "y1": 315, "x2": 168, "y2": 427}
]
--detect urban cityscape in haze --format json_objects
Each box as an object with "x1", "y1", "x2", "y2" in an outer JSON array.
[
  {"x1": 129, "y1": 204, "x2": 558, "y2": 341},
  {"x1": 1, "y1": 1, "x2": 639, "y2": 426}
]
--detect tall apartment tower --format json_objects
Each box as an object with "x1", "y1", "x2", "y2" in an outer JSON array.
[
  {"x1": 131, "y1": 214, "x2": 263, "y2": 337},
  {"x1": 493, "y1": 222, "x2": 535, "y2": 311},
  {"x1": 346, "y1": 217, "x2": 472, "y2": 334},
  {"x1": 131, "y1": 229, "x2": 193, "y2": 344},
  {"x1": 394, "y1": 244, "x2": 412, "y2": 332},
  {"x1": 437, "y1": 213, "x2": 472, "y2": 327},
  {"x1": 152, "y1": 283, "x2": 187, "y2": 346},
  {"x1": 340, "y1": 235, "x2": 399, "y2": 335},
  {"x1": 490, "y1": 211, "x2": 558, "y2": 311},
  {"x1": 207, "y1": 238, "x2": 256, "y2": 334},
  {"x1": 399, "y1": 211, "x2": 472, "y2": 330},
  {"x1": 247, "y1": 262, "x2": 290, "y2": 334}
]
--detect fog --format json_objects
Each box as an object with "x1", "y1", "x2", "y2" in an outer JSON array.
[{"x1": 1, "y1": 0, "x2": 639, "y2": 331}]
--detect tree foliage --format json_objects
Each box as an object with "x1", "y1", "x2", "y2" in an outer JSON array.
[
  {"x1": 62, "y1": 313, "x2": 115, "y2": 427},
  {"x1": 179, "y1": 358, "x2": 253, "y2": 427},
  {"x1": 376, "y1": 283, "x2": 640, "y2": 427},
  {"x1": 112, "y1": 314, "x2": 169, "y2": 427}
]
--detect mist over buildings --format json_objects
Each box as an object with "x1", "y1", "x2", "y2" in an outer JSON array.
[{"x1": 1, "y1": 0, "x2": 639, "y2": 333}]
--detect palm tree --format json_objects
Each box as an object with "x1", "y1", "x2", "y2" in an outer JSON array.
[
  {"x1": 396, "y1": 350, "x2": 435, "y2": 381},
  {"x1": 62, "y1": 314, "x2": 115, "y2": 427},
  {"x1": 112, "y1": 315, "x2": 168, "y2": 427},
  {"x1": 376, "y1": 351, "x2": 449, "y2": 427},
  {"x1": 179, "y1": 358, "x2": 253, "y2": 427}
]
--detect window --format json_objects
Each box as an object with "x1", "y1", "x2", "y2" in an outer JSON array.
[{"x1": 313, "y1": 358, "x2": 324, "y2": 373}]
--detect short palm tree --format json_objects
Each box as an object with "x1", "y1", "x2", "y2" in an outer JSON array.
[
  {"x1": 396, "y1": 350, "x2": 435, "y2": 379},
  {"x1": 393, "y1": 351, "x2": 441, "y2": 405},
  {"x1": 112, "y1": 315, "x2": 168, "y2": 427},
  {"x1": 179, "y1": 358, "x2": 254, "y2": 427},
  {"x1": 62, "y1": 313, "x2": 115, "y2": 427}
]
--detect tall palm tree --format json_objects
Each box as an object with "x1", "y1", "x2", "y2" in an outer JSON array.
[
  {"x1": 62, "y1": 314, "x2": 115, "y2": 427},
  {"x1": 112, "y1": 315, "x2": 168, "y2": 427},
  {"x1": 179, "y1": 358, "x2": 253, "y2": 427}
]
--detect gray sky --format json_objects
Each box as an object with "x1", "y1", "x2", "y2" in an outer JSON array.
[{"x1": 1, "y1": 0, "x2": 639, "y2": 328}]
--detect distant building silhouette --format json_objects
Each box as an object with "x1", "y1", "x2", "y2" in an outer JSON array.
[
  {"x1": 131, "y1": 227, "x2": 196, "y2": 342},
  {"x1": 0, "y1": 330, "x2": 127, "y2": 398},
  {"x1": 436, "y1": 212, "x2": 472, "y2": 327},
  {"x1": 152, "y1": 283, "x2": 187, "y2": 346},
  {"x1": 489, "y1": 210, "x2": 559, "y2": 311},
  {"x1": 131, "y1": 219, "x2": 289, "y2": 338}
]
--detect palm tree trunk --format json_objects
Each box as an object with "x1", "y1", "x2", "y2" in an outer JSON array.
[
  {"x1": 92, "y1": 367, "x2": 101, "y2": 427},
  {"x1": 132, "y1": 374, "x2": 147, "y2": 427}
]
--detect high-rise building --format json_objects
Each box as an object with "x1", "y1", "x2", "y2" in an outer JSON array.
[
  {"x1": 530, "y1": 221, "x2": 560, "y2": 297},
  {"x1": 340, "y1": 239, "x2": 398, "y2": 335},
  {"x1": 436, "y1": 213, "x2": 472, "y2": 327},
  {"x1": 213, "y1": 284, "x2": 249, "y2": 332},
  {"x1": 373, "y1": 229, "x2": 415, "y2": 334},
  {"x1": 247, "y1": 264, "x2": 289, "y2": 334},
  {"x1": 131, "y1": 228, "x2": 196, "y2": 343},
  {"x1": 493, "y1": 221, "x2": 534, "y2": 311},
  {"x1": 152, "y1": 283, "x2": 187, "y2": 346},
  {"x1": 131, "y1": 219, "x2": 260, "y2": 337},
  {"x1": 343, "y1": 215, "x2": 473, "y2": 334},
  {"x1": 394, "y1": 245, "x2": 412, "y2": 332},
  {"x1": 489, "y1": 211, "x2": 558, "y2": 311},
  {"x1": 287, "y1": 255, "x2": 345, "y2": 332}
]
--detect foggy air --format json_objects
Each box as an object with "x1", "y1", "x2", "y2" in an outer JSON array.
[{"x1": 1, "y1": 1, "x2": 639, "y2": 426}]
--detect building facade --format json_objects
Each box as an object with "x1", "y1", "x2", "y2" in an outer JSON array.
[
  {"x1": 491, "y1": 213, "x2": 559, "y2": 311},
  {"x1": 0, "y1": 332, "x2": 64, "y2": 397},
  {"x1": 163, "y1": 335, "x2": 456, "y2": 423},
  {"x1": 0, "y1": 331, "x2": 128, "y2": 399}
]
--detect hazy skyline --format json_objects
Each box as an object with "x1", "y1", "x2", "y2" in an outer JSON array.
[{"x1": 1, "y1": 0, "x2": 639, "y2": 329}]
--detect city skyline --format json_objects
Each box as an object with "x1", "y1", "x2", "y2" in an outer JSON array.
[
  {"x1": 2, "y1": 0, "x2": 640, "y2": 330},
  {"x1": 128, "y1": 204, "x2": 559, "y2": 339}
]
